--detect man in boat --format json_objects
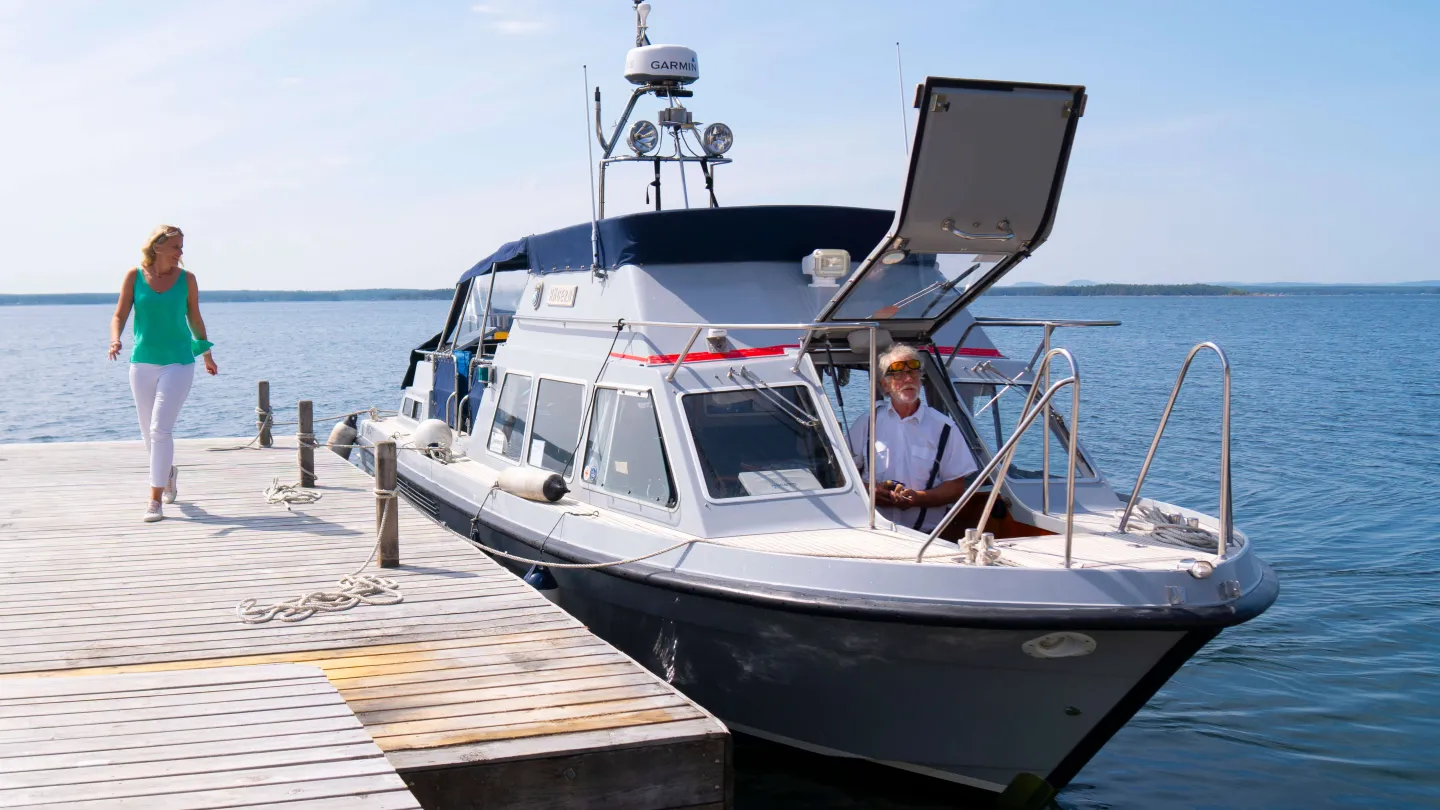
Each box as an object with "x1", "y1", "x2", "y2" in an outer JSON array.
[{"x1": 848, "y1": 344, "x2": 979, "y2": 534}]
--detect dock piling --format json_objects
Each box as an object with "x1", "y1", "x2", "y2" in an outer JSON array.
[
  {"x1": 376, "y1": 439, "x2": 400, "y2": 567},
  {"x1": 298, "y1": 399, "x2": 316, "y2": 487},
  {"x1": 257, "y1": 380, "x2": 273, "y2": 448}
]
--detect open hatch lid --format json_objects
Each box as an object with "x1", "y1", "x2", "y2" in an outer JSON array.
[{"x1": 815, "y1": 77, "x2": 1085, "y2": 338}]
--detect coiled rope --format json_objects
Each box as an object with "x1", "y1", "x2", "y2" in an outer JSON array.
[
  {"x1": 236, "y1": 488, "x2": 403, "y2": 623},
  {"x1": 1133, "y1": 504, "x2": 1221, "y2": 551}
]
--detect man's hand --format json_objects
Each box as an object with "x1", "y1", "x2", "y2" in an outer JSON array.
[
  {"x1": 891, "y1": 485, "x2": 923, "y2": 509},
  {"x1": 873, "y1": 480, "x2": 900, "y2": 507}
]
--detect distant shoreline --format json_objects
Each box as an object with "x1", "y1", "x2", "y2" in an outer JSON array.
[
  {"x1": 3, "y1": 283, "x2": 1437, "y2": 306},
  {"x1": 0, "y1": 289, "x2": 453, "y2": 306}
]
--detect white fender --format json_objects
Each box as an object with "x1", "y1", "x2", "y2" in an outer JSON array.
[
  {"x1": 498, "y1": 466, "x2": 569, "y2": 503},
  {"x1": 327, "y1": 421, "x2": 357, "y2": 460},
  {"x1": 411, "y1": 419, "x2": 453, "y2": 453}
]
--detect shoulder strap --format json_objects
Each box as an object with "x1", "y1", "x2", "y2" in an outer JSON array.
[{"x1": 911, "y1": 423, "x2": 952, "y2": 531}]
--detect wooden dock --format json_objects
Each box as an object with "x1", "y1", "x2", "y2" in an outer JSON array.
[{"x1": 0, "y1": 436, "x2": 729, "y2": 809}]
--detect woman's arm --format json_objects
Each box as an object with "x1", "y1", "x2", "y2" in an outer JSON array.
[
  {"x1": 108, "y1": 269, "x2": 137, "y2": 360},
  {"x1": 186, "y1": 273, "x2": 219, "y2": 375}
]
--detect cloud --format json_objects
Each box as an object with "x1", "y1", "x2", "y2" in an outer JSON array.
[
  {"x1": 471, "y1": 0, "x2": 548, "y2": 35},
  {"x1": 492, "y1": 18, "x2": 547, "y2": 35}
]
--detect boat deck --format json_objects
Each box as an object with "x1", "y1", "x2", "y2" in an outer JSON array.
[{"x1": 0, "y1": 437, "x2": 729, "y2": 809}]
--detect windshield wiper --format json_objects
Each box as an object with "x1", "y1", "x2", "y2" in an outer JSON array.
[
  {"x1": 871, "y1": 263, "x2": 981, "y2": 319},
  {"x1": 728, "y1": 367, "x2": 819, "y2": 428}
]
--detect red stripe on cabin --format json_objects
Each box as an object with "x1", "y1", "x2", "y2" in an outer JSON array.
[{"x1": 609, "y1": 344, "x2": 797, "y2": 365}]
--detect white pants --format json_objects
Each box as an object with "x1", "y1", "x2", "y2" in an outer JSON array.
[{"x1": 129, "y1": 363, "x2": 195, "y2": 489}]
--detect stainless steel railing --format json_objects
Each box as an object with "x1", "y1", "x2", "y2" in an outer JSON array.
[
  {"x1": 1117, "y1": 342, "x2": 1233, "y2": 556},
  {"x1": 944, "y1": 318, "x2": 1116, "y2": 515},
  {"x1": 917, "y1": 348, "x2": 1082, "y2": 566}
]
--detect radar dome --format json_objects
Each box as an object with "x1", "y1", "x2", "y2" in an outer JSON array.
[{"x1": 625, "y1": 44, "x2": 699, "y2": 85}]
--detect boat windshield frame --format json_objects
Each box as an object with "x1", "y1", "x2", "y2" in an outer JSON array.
[{"x1": 674, "y1": 382, "x2": 852, "y2": 504}]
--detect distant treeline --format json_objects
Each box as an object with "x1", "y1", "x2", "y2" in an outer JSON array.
[
  {"x1": 1230, "y1": 285, "x2": 1440, "y2": 295},
  {"x1": 988, "y1": 284, "x2": 1246, "y2": 297},
  {"x1": 0, "y1": 289, "x2": 453, "y2": 306}
]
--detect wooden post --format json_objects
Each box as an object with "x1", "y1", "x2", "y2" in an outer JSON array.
[
  {"x1": 376, "y1": 440, "x2": 400, "y2": 568},
  {"x1": 257, "y1": 381, "x2": 273, "y2": 448},
  {"x1": 298, "y1": 400, "x2": 315, "y2": 488}
]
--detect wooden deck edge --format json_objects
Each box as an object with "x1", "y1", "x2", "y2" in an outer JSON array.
[
  {"x1": 398, "y1": 733, "x2": 730, "y2": 810},
  {"x1": 385, "y1": 717, "x2": 728, "y2": 770}
]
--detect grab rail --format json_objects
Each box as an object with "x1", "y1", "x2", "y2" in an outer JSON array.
[
  {"x1": 918, "y1": 348, "x2": 1082, "y2": 566},
  {"x1": 943, "y1": 317, "x2": 1119, "y2": 374},
  {"x1": 1117, "y1": 342, "x2": 1233, "y2": 556}
]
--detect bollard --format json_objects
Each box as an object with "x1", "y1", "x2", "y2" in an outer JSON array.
[
  {"x1": 376, "y1": 440, "x2": 400, "y2": 568},
  {"x1": 298, "y1": 400, "x2": 315, "y2": 488},
  {"x1": 257, "y1": 380, "x2": 273, "y2": 448}
]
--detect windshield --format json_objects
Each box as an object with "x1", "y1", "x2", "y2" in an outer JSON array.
[
  {"x1": 827, "y1": 254, "x2": 1003, "y2": 322},
  {"x1": 963, "y1": 380, "x2": 1094, "y2": 480},
  {"x1": 452, "y1": 269, "x2": 529, "y2": 347},
  {"x1": 682, "y1": 386, "x2": 846, "y2": 499}
]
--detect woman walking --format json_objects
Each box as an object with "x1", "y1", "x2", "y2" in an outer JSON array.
[{"x1": 108, "y1": 225, "x2": 218, "y2": 522}]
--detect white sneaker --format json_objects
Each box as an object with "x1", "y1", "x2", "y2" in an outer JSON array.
[
  {"x1": 143, "y1": 500, "x2": 164, "y2": 523},
  {"x1": 164, "y1": 465, "x2": 179, "y2": 504}
]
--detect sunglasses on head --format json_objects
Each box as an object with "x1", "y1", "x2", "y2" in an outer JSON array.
[
  {"x1": 154, "y1": 229, "x2": 181, "y2": 244},
  {"x1": 884, "y1": 358, "x2": 922, "y2": 375}
]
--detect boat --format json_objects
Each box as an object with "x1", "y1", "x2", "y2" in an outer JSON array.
[{"x1": 352, "y1": 2, "x2": 1278, "y2": 793}]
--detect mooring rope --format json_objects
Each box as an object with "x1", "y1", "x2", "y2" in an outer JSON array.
[
  {"x1": 236, "y1": 488, "x2": 403, "y2": 624},
  {"x1": 208, "y1": 407, "x2": 394, "y2": 452},
  {"x1": 1132, "y1": 504, "x2": 1221, "y2": 551}
]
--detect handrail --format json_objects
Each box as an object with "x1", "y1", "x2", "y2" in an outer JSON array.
[
  {"x1": 917, "y1": 348, "x2": 1082, "y2": 566},
  {"x1": 944, "y1": 318, "x2": 1119, "y2": 373},
  {"x1": 1118, "y1": 342, "x2": 1233, "y2": 556}
]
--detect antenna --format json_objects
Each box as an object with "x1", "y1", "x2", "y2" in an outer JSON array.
[
  {"x1": 635, "y1": 2, "x2": 651, "y2": 46},
  {"x1": 895, "y1": 42, "x2": 909, "y2": 154},
  {"x1": 583, "y1": 65, "x2": 601, "y2": 275}
]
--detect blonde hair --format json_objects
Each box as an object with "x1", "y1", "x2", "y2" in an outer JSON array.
[{"x1": 140, "y1": 224, "x2": 183, "y2": 269}]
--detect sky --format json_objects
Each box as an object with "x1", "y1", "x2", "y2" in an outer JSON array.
[{"x1": 0, "y1": 0, "x2": 1436, "y2": 294}]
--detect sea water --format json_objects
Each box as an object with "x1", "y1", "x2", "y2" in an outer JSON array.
[{"x1": 3, "y1": 295, "x2": 1436, "y2": 809}]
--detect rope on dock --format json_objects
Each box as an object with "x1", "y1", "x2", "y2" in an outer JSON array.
[
  {"x1": 235, "y1": 488, "x2": 404, "y2": 624},
  {"x1": 208, "y1": 408, "x2": 393, "y2": 452},
  {"x1": 264, "y1": 477, "x2": 323, "y2": 507}
]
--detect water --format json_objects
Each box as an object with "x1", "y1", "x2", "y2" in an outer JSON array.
[{"x1": 4, "y1": 295, "x2": 1437, "y2": 808}]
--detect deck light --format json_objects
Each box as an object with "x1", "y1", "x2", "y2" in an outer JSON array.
[
  {"x1": 702, "y1": 122, "x2": 733, "y2": 155},
  {"x1": 1188, "y1": 559, "x2": 1215, "y2": 579},
  {"x1": 628, "y1": 120, "x2": 659, "y2": 155},
  {"x1": 802, "y1": 249, "x2": 851, "y2": 287}
]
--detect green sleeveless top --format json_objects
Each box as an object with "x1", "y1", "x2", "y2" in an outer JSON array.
[{"x1": 130, "y1": 269, "x2": 213, "y2": 366}]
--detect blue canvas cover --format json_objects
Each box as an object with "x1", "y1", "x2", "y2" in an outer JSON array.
[{"x1": 459, "y1": 205, "x2": 894, "y2": 281}]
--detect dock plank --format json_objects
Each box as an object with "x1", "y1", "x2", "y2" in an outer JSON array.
[
  {"x1": 0, "y1": 664, "x2": 419, "y2": 809},
  {"x1": 0, "y1": 437, "x2": 729, "y2": 809}
]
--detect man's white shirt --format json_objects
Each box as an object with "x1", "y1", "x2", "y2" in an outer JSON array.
[{"x1": 848, "y1": 400, "x2": 978, "y2": 532}]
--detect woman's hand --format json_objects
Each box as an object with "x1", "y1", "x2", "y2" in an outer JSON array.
[
  {"x1": 108, "y1": 340, "x2": 122, "y2": 361},
  {"x1": 203, "y1": 352, "x2": 219, "y2": 376}
]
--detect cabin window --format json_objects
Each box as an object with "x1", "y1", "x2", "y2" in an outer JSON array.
[
  {"x1": 527, "y1": 378, "x2": 585, "y2": 474},
  {"x1": 682, "y1": 386, "x2": 846, "y2": 499},
  {"x1": 581, "y1": 388, "x2": 677, "y2": 507},
  {"x1": 487, "y1": 373, "x2": 532, "y2": 461}
]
